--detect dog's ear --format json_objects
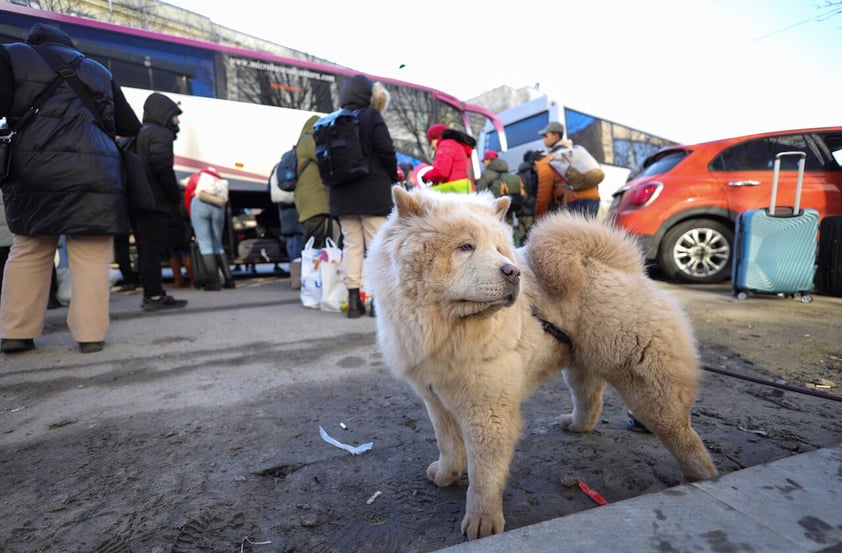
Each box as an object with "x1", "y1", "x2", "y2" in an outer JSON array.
[
  {"x1": 494, "y1": 196, "x2": 510, "y2": 222},
  {"x1": 393, "y1": 186, "x2": 425, "y2": 218}
]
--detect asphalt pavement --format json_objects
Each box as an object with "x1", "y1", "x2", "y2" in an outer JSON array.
[{"x1": 3, "y1": 269, "x2": 841, "y2": 553}]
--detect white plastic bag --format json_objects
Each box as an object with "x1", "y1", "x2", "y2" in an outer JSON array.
[
  {"x1": 319, "y1": 238, "x2": 346, "y2": 313},
  {"x1": 300, "y1": 236, "x2": 321, "y2": 309}
]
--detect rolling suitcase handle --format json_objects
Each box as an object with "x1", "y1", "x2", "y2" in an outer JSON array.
[{"x1": 769, "y1": 151, "x2": 806, "y2": 216}]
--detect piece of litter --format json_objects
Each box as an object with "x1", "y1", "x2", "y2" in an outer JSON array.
[
  {"x1": 319, "y1": 426, "x2": 373, "y2": 455},
  {"x1": 366, "y1": 490, "x2": 382, "y2": 504},
  {"x1": 737, "y1": 426, "x2": 768, "y2": 437},
  {"x1": 577, "y1": 480, "x2": 608, "y2": 506},
  {"x1": 240, "y1": 536, "x2": 271, "y2": 553},
  {"x1": 339, "y1": 422, "x2": 347, "y2": 430}
]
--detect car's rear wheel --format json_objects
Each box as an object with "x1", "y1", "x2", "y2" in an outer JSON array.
[{"x1": 658, "y1": 219, "x2": 733, "y2": 283}]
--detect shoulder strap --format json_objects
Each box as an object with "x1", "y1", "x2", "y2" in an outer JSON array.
[
  {"x1": 8, "y1": 52, "x2": 78, "y2": 133},
  {"x1": 33, "y1": 45, "x2": 110, "y2": 136}
]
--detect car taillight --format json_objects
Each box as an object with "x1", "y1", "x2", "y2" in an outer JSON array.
[{"x1": 626, "y1": 182, "x2": 662, "y2": 208}]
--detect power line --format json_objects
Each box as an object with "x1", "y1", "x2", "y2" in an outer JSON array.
[{"x1": 738, "y1": 4, "x2": 841, "y2": 47}]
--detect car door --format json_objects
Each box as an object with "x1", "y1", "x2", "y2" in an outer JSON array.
[{"x1": 708, "y1": 133, "x2": 832, "y2": 219}]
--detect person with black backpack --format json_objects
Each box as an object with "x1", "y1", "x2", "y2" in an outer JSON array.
[
  {"x1": 0, "y1": 23, "x2": 141, "y2": 354},
  {"x1": 326, "y1": 75, "x2": 398, "y2": 319}
]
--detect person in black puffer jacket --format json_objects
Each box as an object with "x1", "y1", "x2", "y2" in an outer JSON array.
[
  {"x1": 0, "y1": 23, "x2": 141, "y2": 354},
  {"x1": 329, "y1": 75, "x2": 398, "y2": 319},
  {"x1": 134, "y1": 92, "x2": 188, "y2": 311}
]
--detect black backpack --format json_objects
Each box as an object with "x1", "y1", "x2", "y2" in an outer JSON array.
[
  {"x1": 313, "y1": 108, "x2": 368, "y2": 187},
  {"x1": 273, "y1": 145, "x2": 299, "y2": 192}
]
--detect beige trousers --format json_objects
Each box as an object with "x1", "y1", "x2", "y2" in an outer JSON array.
[
  {"x1": 337, "y1": 215, "x2": 386, "y2": 290},
  {"x1": 0, "y1": 234, "x2": 113, "y2": 343}
]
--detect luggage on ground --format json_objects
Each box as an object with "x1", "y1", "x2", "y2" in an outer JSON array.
[
  {"x1": 237, "y1": 237, "x2": 284, "y2": 264},
  {"x1": 816, "y1": 214, "x2": 842, "y2": 297},
  {"x1": 732, "y1": 151, "x2": 819, "y2": 302}
]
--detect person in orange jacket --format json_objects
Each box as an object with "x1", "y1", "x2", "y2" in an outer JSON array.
[{"x1": 534, "y1": 121, "x2": 600, "y2": 218}]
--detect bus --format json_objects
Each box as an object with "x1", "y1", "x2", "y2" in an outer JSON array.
[
  {"x1": 477, "y1": 93, "x2": 674, "y2": 215},
  {"x1": 0, "y1": 3, "x2": 506, "y2": 258}
]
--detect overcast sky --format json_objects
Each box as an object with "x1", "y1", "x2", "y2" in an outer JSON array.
[{"x1": 163, "y1": 0, "x2": 841, "y2": 144}]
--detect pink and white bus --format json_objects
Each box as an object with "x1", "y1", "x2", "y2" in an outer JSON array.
[{"x1": 0, "y1": 3, "x2": 506, "y2": 212}]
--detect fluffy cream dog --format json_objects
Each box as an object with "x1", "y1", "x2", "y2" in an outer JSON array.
[{"x1": 364, "y1": 187, "x2": 718, "y2": 540}]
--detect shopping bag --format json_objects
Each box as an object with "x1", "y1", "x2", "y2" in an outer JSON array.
[
  {"x1": 300, "y1": 236, "x2": 321, "y2": 309},
  {"x1": 319, "y1": 238, "x2": 347, "y2": 313}
]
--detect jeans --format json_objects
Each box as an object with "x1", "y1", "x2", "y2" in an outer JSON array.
[
  {"x1": 191, "y1": 197, "x2": 225, "y2": 255},
  {"x1": 567, "y1": 199, "x2": 601, "y2": 218},
  {"x1": 284, "y1": 234, "x2": 303, "y2": 262}
]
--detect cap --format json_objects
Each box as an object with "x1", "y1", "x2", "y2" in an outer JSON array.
[
  {"x1": 483, "y1": 151, "x2": 499, "y2": 160},
  {"x1": 426, "y1": 123, "x2": 448, "y2": 143},
  {"x1": 538, "y1": 121, "x2": 565, "y2": 136}
]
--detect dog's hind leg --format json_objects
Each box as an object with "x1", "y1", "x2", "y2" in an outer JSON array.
[
  {"x1": 560, "y1": 368, "x2": 608, "y2": 432},
  {"x1": 416, "y1": 384, "x2": 467, "y2": 488},
  {"x1": 617, "y1": 383, "x2": 718, "y2": 482}
]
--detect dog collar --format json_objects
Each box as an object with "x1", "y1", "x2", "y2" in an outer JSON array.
[{"x1": 532, "y1": 308, "x2": 574, "y2": 349}]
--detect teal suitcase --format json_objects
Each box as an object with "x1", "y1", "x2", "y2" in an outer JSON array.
[{"x1": 732, "y1": 152, "x2": 818, "y2": 302}]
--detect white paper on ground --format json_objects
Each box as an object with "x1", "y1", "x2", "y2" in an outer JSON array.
[{"x1": 319, "y1": 426, "x2": 373, "y2": 455}]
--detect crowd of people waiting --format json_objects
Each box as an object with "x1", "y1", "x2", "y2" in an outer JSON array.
[{"x1": 0, "y1": 22, "x2": 599, "y2": 354}]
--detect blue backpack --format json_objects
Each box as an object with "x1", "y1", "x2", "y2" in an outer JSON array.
[
  {"x1": 273, "y1": 145, "x2": 299, "y2": 192},
  {"x1": 313, "y1": 108, "x2": 368, "y2": 187}
]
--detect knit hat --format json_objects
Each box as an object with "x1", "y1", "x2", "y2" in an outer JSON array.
[
  {"x1": 426, "y1": 124, "x2": 448, "y2": 143},
  {"x1": 483, "y1": 151, "x2": 499, "y2": 160}
]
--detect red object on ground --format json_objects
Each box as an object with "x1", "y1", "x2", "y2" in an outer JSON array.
[{"x1": 577, "y1": 480, "x2": 609, "y2": 506}]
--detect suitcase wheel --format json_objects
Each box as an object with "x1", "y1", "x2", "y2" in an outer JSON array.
[
  {"x1": 735, "y1": 291, "x2": 748, "y2": 301},
  {"x1": 800, "y1": 294, "x2": 813, "y2": 304}
]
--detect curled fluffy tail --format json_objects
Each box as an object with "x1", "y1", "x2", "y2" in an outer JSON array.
[{"x1": 525, "y1": 211, "x2": 645, "y2": 298}]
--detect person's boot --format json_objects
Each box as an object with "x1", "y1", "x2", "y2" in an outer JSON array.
[
  {"x1": 202, "y1": 254, "x2": 221, "y2": 291},
  {"x1": 347, "y1": 288, "x2": 365, "y2": 319},
  {"x1": 182, "y1": 256, "x2": 195, "y2": 288},
  {"x1": 216, "y1": 253, "x2": 236, "y2": 289},
  {"x1": 368, "y1": 298, "x2": 376, "y2": 318},
  {"x1": 169, "y1": 258, "x2": 185, "y2": 288}
]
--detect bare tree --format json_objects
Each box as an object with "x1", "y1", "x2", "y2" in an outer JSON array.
[{"x1": 20, "y1": 0, "x2": 94, "y2": 18}]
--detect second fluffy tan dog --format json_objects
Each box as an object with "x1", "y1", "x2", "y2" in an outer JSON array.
[{"x1": 365, "y1": 187, "x2": 718, "y2": 541}]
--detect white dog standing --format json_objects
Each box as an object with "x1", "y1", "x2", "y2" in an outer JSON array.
[{"x1": 365, "y1": 187, "x2": 718, "y2": 541}]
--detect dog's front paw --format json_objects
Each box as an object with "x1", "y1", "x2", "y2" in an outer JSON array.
[
  {"x1": 559, "y1": 413, "x2": 591, "y2": 433},
  {"x1": 461, "y1": 510, "x2": 505, "y2": 540},
  {"x1": 426, "y1": 460, "x2": 461, "y2": 487}
]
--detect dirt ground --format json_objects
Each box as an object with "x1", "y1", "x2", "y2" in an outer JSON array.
[{"x1": 0, "y1": 277, "x2": 840, "y2": 553}]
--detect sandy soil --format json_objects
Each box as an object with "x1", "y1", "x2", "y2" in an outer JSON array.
[{"x1": 0, "y1": 279, "x2": 840, "y2": 553}]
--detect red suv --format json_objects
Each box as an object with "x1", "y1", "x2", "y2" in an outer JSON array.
[{"x1": 608, "y1": 127, "x2": 842, "y2": 283}]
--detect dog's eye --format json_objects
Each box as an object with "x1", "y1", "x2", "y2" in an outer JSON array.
[{"x1": 458, "y1": 243, "x2": 474, "y2": 252}]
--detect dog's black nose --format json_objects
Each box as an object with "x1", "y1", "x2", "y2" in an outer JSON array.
[{"x1": 500, "y1": 263, "x2": 521, "y2": 285}]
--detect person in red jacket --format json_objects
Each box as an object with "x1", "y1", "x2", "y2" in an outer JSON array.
[{"x1": 423, "y1": 123, "x2": 476, "y2": 193}]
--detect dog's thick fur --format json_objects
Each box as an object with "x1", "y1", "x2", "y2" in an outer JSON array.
[{"x1": 365, "y1": 187, "x2": 718, "y2": 540}]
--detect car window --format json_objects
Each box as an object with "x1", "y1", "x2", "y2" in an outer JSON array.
[
  {"x1": 710, "y1": 134, "x2": 824, "y2": 172},
  {"x1": 815, "y1": 132, "x2": 842, "y2": 168},
  {"x1": 631, "y1": 150, "x2": 688, "y2": 180}
]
